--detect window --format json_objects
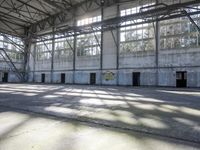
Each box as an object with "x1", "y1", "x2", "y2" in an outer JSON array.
[
  {"x1": 160, "y1": 4, "x2": 200, "y2": 50},
  {"x1": 77, "y1": 33, "x2": 101, "y2": 56},
  {"x1": 36, "y1": 35, "x2": 52, "y2": 61},
  {"x1": 0, "y1": 35, "x2": 24, "y2": 61},
  {"x1": 77, "y1": 16, "x2": 101, "y2": 26},
  {"x1": 77, "y1": 16, "x2": 101, "y2": 56},
  {"x1": 54, "y1": 34, "x2": 74, "y2": 59},
  {"x1": 120, "y1": 3, "x2": 155, "y2": 54}
]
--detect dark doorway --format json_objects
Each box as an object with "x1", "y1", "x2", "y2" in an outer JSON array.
[
  {"x1": 176, "y1": 71, "x2": 187, "y2": 87},
  {"x1": 61, "y1": 73, "x2": 65, "y2": 83},
  {"x1": 90, "y1": 73, "x2": 96, "y2": 85},
  {"x1": 132, "y1": 72, "x2": 140, "y2": 86},
  {"x1": 41, "y1": 73, "x2": 45, "y2": 83},
  {"x1": 2, "y1": 72, "x2": 8, "y2": 82}
]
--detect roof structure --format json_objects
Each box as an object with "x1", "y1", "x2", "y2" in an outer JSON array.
[
  {"x1": 0, "y1": 0, "x2": 88, "y2": 36},
  {"x1": 0, "y1": 0, "x2": 199, "y2": 38}
]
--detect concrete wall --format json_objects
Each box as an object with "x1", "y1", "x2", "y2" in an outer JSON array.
[
  {"x1": 119, "y1": 51, "x2": 156, "y2": 68},
  {"x1": 0, "y1": 71, "x2": 22, "y2": 83},
  {"x1": 75, "y1": 56, "x2": 100, "y2": 70},
  {"x1": 54, "y1": 59, "x2": 73, "y2": 71},
  {"x1": 27, "y1": 1, "x2": 200, "y2": 88},
  {"x1": 35, "y1": 60, "x2": 51, "y2": 71},
  {"x1": 0, "y1": 60, "x2": 23, "y2": 83}
]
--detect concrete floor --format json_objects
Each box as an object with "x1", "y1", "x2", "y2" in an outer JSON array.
[{"x1": 0, "y1": 84, "x2": 200, "y2": 150}]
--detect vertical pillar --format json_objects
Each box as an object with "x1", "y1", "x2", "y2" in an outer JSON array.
[
  {"x1": 51, "y1": 19, "x2": 55, "y2": 83},
  {"x1": 73, "y1": 10, "x2": 77, "y2": 84},
  {"x1": 116, "y1": 4, "x2": 120, "y2": 86},
  {"x1": 24, "y1": 27, "x2": 33, "y2": 82},
  {"x1": 155, "y1": 0, "x2": 160, "y2": 86},
  {"x1": 73, "y1": 32, "x2": 77, "y2": 84},
  {"x1": 100, "y1": 2, "x2": 104, "y2": 85},
  {"x1": 33, "y1": 43, "x2": 36, "y2": 82}
]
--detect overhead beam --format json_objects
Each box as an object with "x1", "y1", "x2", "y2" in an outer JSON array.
[
  {"x1": 42, "y1": 0, "x2": 67, "y2": 11},
  {"x1": 30, "y1": 0, "x2": 103, "y2": 33},
  {"x1": 0, "y1": 20, "x2": 22, "y2": 36},
  {"x1": 0, "y1": 48, "x2": 24, "y2": 81},
  {"x1": 16, "y1": 0, "x2": 51, "y2": 17},
  {"x1": 183, "y1": 10, "x2": 200, "y2": 33},
  {"x1": 0, "y1": 10, "x2": 31, "y2": 24},
  {"x1": 34, "y1": 0, "x2": 200, "y2": 40},
  {"x1": 31, "y1": 0, "x2": 200, "y2": 35},
  {"x1": 0, "y1": 17, "x2": 26, "y2": 28},
  {"x1": 0, "y1": 27, "x2": 24, "y2": 37},
  {"x1": 0, "y1": 33, "x2": 25, "y2": 53}
]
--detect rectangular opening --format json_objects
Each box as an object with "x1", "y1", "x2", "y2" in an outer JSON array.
[
  {"x1": 41, "y1": 73, "x2": 45, "y2": 83},
  {"x1": 132, "y1": 72, "x2": 140, "y2": 86},
  {"x1": 2, "y1": 72, "x2": 8, "y2": 83},
  {"x1": 176, "y1": 71, "x2": 187, "y2": 87},
  {"x1": 61, "y1": 73, "x2": 65, "y2": 84},
  {"x1": 90, "y1": 73, "x2": 96, "y2": 85}
]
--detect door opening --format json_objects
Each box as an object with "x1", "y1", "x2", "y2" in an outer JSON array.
[
  {"x1": 90, "y1": 73, "x2": 96, "y2": 85},
  {"x1": 2, "y1": 72, "x2": 8, "y2": 83},
  {"x1": 61, "y1": 73, "x2": 65, "y2": 83},
  {"x1": 132, "y1": 72, "x2": 140, "y2": 86},
  {"x1": 176, "y1": 71, "x2": 187, "y2": 87},
  {"x1": 41, "y1": 73, "x2": 45, "y2": 83}
]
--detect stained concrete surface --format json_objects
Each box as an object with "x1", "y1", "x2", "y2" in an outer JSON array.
[{"x1": 0, "y1": 84, "x2": 200, "y2": 150}]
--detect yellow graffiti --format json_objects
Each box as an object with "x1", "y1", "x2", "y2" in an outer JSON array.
[{"x1": 104, "y1": 71, "x2": 114, "y2": 81}]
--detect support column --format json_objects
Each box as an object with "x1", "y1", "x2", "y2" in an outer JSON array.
[
  {"x1": 33, "y1": 44, "x2": 36, "y2": 82},
  {"x1": 155, "y1": 0, "x2": 160, "y2": 86},
  {"x1": 24, "y1": 27, "x2": 33, "y2": 82},
  {"x1": 100, "y1": 2, "x2": 104, "y2": 85},
  {"x1": 116, "y1": 4, "x2": 120, "y2": 86},
  {"x1": 51, "y1": 20, "x2": 55, "y2": 83},
  {"x1": 73, "y1": 10, "x2": 77, "y2": 84}
]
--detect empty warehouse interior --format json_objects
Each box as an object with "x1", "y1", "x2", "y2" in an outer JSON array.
[
  {"x1": 0, "y1": 0, "x2": 199, "y2": 87},
  {"x1": 0, "y1": 0, "x2": 200, "y2": 150}
]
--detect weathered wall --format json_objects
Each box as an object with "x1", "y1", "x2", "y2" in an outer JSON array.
[
  {"x1": 0, "y1": 60, "x2": 23, "y2": 83},
  {"x1": 27, "y1": 1, "x2": 200, "y2": 88}
]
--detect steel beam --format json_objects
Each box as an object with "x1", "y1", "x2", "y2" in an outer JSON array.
[
  {"x1": 116, "y1": 3, "x2": 120, "y2": 86},
  {"x1": 34, "y1": 1, "x2": 200, "y2": 41},
  {"x1": 51, "y1": 19, "x2": 55, "y2": 83},
  {"x1": 42, "y1": 0, "x2": 68, "y2": 11},
  {"x1": 0, "y1": 48, "x2": 24, "y2": 81},
  {"x1": 155, "y1": 0, "x2": 159, "y2": 86},
  {"x1": 183, "y1": 10, "x2": 200, "y2": 33},
  {"x1": 0, "y1": 33, "x2": 24, "y2": 53},
  {"x1": 16, "y1": 0, "x2": 51, "y2": 17},
  {"x1": 0, "y1": 11, "x2": 31, "y2": 24},
  {"x1": 73, "y1": 10, "x2": 77, "y2": 84},
  {"x1": 100, "y1": 1, "x2": 104, "y2": 85}
]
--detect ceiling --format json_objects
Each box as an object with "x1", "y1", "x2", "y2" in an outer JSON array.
[
  {"x1": 0, "y1": 0, "x2": 86, "y2": 36},
  {"x1": 1, "y1": 0, "x2": 198, "y2": 37}
]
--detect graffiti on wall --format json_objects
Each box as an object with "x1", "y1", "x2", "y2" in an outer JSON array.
[{"x1": 103, "y1": 71, "x2": 115, "y2": 81}]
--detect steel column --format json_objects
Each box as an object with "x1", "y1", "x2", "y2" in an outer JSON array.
[
  {"x1": 155, "y1": 0, "x2": 160, "y2": 86},
  {"x1": 100, "y1": 2, "x2": 104, "y2": 85},
  {"x1": 73, "y1": 10, "x2": 77, "y2": 84},
  {"x1": 116, "y1": 4, "x2": 120, "y2": 86},
  {"x1": 51, "y1": 20, "x2": 55, "y2": 83},
  {"x1": 33, "y1": 44, "x2": 36, "y2": 82}
]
